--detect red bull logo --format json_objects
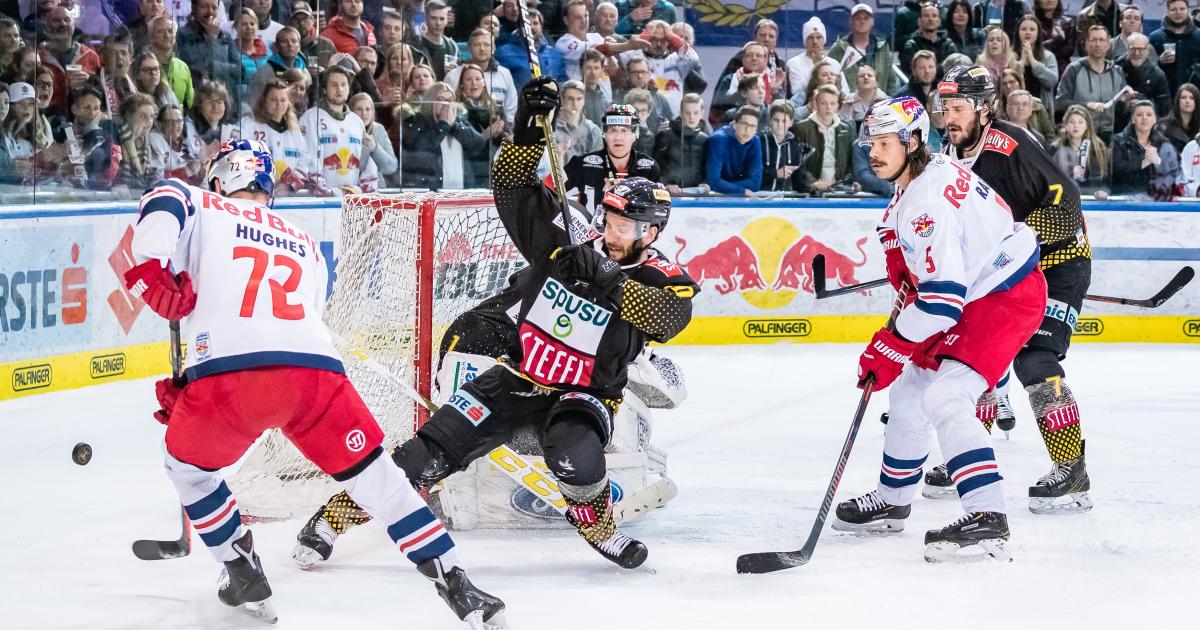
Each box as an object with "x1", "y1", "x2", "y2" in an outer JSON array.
[
  {"x1": 324, "y1": 147, "x2": 361, "y2": 176},
  {"x1": 675, "y1": 217, "x2": 867, "y2": 309},
  {"x1": 911, "y1": 213, "x2": 936, "y2": 237}
]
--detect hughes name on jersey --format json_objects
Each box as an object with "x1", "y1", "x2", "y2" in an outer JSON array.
[
  {"x1": 945, "y1": 120, "x2": 1088, "y2": 267},
  {"x1": 493, "y1": 144, "x2": 694, "y2": 399},
  {"x1": 131, "y1": 179, "x2": 341, "y2": 380},
  {"x1": 883, "y1": 154, "x2": 1040, "y2": 342}
]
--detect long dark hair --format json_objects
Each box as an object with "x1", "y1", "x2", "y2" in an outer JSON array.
[
  {"x1": 945, "y1": 0, "x2": 973, "y2": 37},
  {"x1": 1170, "y1": 83, "x2": 1200, "y2": 137},
  {"x1": 1035, "y1": 0, "x2": 1064, "y2": 20}
]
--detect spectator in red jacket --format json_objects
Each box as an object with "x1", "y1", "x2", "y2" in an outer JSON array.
[
  {"x1": 36, "y1": 6, "x2": 101, "y2": 118},
  {"x1": 322, "y1": 0, "x2": 377, "y2": 55}
]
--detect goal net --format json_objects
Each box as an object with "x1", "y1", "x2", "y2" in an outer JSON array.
[{"x1": 229, "y1": 191, "x2": 521, "y2": 521}]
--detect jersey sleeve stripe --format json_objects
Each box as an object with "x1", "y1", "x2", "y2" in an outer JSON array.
[
  {"x1": 914, "y1": 298, "x2": 964, "y2": 321},
  {"x1": 917, "y1": 293, "x2": 965, "y2": 307},
  {"x1": 138, "y1": 180, "x2": 195, "y2": 230},
  {"x1": 916, "y1": 280, "x2": 967, "y2": 297}
]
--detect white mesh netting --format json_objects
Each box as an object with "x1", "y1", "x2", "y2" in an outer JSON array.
[{"x1": 229, "y1": 191, "x2": 520, "y2": 520}]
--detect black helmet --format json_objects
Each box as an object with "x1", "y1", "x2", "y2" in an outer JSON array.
[
  {"x1": 932, "y1": 64, "x2": 995, "y2": 113},
  {"x1": 602, "y1": 103, "x2": 641, "y2": 130},
  {"x1": 600, "y1": 177, "x2": 671, "y2": 231}
]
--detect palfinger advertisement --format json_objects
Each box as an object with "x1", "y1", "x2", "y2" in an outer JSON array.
[{"x1": 2, "y1": 199, "x2": 1197, "y2": 400}]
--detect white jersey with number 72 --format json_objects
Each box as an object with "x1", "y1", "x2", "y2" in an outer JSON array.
[{"x1": 129, "y1": 179, "x2": 343, "y2": 380}]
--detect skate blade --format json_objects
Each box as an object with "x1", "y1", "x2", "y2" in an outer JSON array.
[
  {"x1": 920, "y1": 485, "x2": 957, "y2": 500},
  {"x1": 290, "y1": 543, "x2": 323, "y2": 570},
  {"x1": 1029, "y1": 492, "x2": 1093, "y2": 515},
  {"x1": 923, "y1": 538, "x2": 1012, "y2": 563},
  {"x1": 831, "y1": 517, "x2": 905, "y2": 535},
  {"x1": 464, "y1": 609, "x2": 508, "y2": 630},
  {"x1": 239, "y1": 598, "x2": 278, "y2": 624}
]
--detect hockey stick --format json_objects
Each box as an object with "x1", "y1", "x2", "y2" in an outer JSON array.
[
  {"x1": 736, "y1": 283, "x2": 908, "y2": 574},
  {"x1": 1083, "y1": 265, "x2": 1194, "y2": 307},
  {"x1": 813, "y1": 255, "x2": 1196, "y2": 308},
  {"x1": 131, "y1": 320, "x2": 193, "y2": 561},
  {"x1": 515, "y1": 0, "x2": 574, "y2": 246},
  {"x1": 331, "y1": 330, "x2": 670, "y2": 524}
]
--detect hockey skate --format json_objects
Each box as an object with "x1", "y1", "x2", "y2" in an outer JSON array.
[
  {"x1": 291, "y1": 509, "x2": 337, "y2": 569},
  {"x1": 921, "y1": 464, "x2": 956, "y2": 499},
  {"x1": 218, "y1": 531, "x2": 278, "y2": 624},
  {"x1": 417, "y1": 557, "x2": 508, "y2": 629},
  {"x1": 1029, "y1": 442, "x2": 1092, "y2": 514},
  {"x1": 923, "y1": 512, "x2": 1011, "y2": 563},
  {"x1": 565, "y1": 487, "x2": 648, "y2": 569},
  {"x1": 831, "y1": 490, "x2": 910, "y2": 534},
  {"x1": 996, "y1": 393, "x2": 1016, "y2": 436}
]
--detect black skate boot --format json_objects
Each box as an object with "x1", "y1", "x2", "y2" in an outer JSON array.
[
  {"x1": 921, "y1": 464, "x2": 956, "y2": 499},
  {"x1": 564, "y1": 484, "x2": 648, "y2": 569},
  {"x1": 1029, "y1": 441, "x2": 1092, "y2": 514},
  {"x1": 996, "y1": 393, "x2": 1016, "y2": 435},
  {"x1": 831, "y1": 490, "x2": 911, "y2": 534},
  {"x1": 291, "y1": 491, "x2": 373, "y2": 568},
  {"x1": 417, "y1": 557, "x2": 507, "y2": 629},
  {"x1": 923, "y1": 512, "x2": 1011, "y2": 562},
  {"x1": 218, "y1": 530, "x2": 278, "y2": 623},
  {"x1": 291, "y1": 509, "x2": 337, "y2": 569}
]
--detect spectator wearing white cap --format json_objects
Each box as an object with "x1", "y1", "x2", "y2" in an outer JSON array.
[
  {"x1": 1, "y1": 81, "x2": 46, "y2": 182},
  {"x1": 786, "y1": 16, "x2": 849, "y2": 105},
  {"x1": 900, "y1": 0, "x2": 960, "y2": 77},
  {"x1": 829, "y1": 4, "x2": 900, "y2": 96}
]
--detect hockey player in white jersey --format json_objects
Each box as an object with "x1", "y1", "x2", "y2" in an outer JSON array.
[
  {"x1": 833, "y1": 98, "x2": 1048, "y2": 562},
  {"x1": 298, "y1": 66, "x2": 380, "y2": 194},
  {"x1": 233, "y1": 79, "x2": 330, "y2": 196},
  {"x1": 122, "y1": 139, "x2": 506, "y2": 627}
]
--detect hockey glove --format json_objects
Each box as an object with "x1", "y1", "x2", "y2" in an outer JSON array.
[
  {"x1": 125, "y1": 260, "x2": 197, "y2": 321},
  {"x1": 879, "y1": 228, "x2": 912, "y2": 292},
  {"x1": 153, "y1": 376, "x2": 186, "y2": 425},
  {"x1": 551, "y1": 244, "x2": 625, "y2": 299},
  {"x1": 857, "y1": 328, "x2": 916, "y2": 390},
  {"x1": 514, "y1": 76, "x2": 559, "y2": 146}
]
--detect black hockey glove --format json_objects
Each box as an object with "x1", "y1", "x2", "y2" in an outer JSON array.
[
  {"x1": 551, "y1": 244, "x2": 625, "y2": 299},
  {"x1": 513, "y1": 76, "x2": 559, "y2": 146}
]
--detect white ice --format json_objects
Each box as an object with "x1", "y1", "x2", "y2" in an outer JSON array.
[{"x1": 2, "y1": 344, "x2": 1197, "y2": 630}]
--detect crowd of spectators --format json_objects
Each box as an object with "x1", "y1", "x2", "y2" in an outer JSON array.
[{"x1": 5, "y1": 0, "x2": 1200, "y2": 201}]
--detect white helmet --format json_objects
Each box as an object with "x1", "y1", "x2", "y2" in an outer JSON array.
[
  {"x1": 858, "y1": 97, "x2": 930, "y2": 147},
  {"x1": 204, "y1": 138, "x2": 275, "y2": 197}
]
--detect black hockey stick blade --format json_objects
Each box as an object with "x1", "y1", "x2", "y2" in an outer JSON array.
[
  {"x1": 132, "y1": 506, "x2": 191, "y2": 560},
  {"x1": 813, "y1": 254, "x2": 827, "y2": 297},
  {"x1": 1084, "y1": 266, "x2": 1195, "y2": 308},
  {"x1": 812, "y1": 255, "x2": 891, "y2": 299}
]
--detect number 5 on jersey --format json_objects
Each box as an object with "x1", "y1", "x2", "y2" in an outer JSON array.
[{"x1": 234, "y1": 246, "x2": 304, "y2": 320}]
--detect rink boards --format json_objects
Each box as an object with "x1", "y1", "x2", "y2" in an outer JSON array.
[{"x1": 2, "y1": 196, "x2": 1197, "y2": 400}]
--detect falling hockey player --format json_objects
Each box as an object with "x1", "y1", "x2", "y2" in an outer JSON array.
[
  {"x1": 309, "y1": 77, "x2": 697, "y2": 570},
  {"x1": 291, "y1": 232, "x2": 687, "y2": 567},
  {"x1": 834, "y1": 98, "x2": 1047, "y2": 562},
  {"x1": 927, "y1": 65, "x2": 1095, "y2": 514},
  {"x1": 124, "y1": 138, "x2": 507, "y2": 627}
]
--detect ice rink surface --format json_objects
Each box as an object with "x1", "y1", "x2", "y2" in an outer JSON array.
[{"x1": 3, "y1": 344, "x2": 1197, "y2": 630}]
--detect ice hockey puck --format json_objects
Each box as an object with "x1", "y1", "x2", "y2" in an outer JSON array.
[{"x1": 72, "y1": 442, "x2": 92, "y2": 466}]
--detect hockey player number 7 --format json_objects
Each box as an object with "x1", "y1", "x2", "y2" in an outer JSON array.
[{"x1": 234, "y1": 246, "x2": 305, "y2": 320}]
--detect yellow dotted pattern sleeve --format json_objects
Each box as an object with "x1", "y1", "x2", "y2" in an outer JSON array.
[
  {"x1": 1023, "y1": 195, "x2": 1092, "y2": 270},
  {"x1": 491, "y1": 140, "x2": 544, "y2": 190},
  {"x1": 618, "y1": 279, "x2": 694, "y2": 343}
]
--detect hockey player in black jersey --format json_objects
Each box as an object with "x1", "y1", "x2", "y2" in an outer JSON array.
[
  {"x1": 928, "y1": 65, "x2": 1092, "y2": 514},
  {"x1": 301, "y1": 79, "x2": 697, "y2": 570},
  {"x1": 564, "y1": 103, "x2": 662, "y2": 212}
]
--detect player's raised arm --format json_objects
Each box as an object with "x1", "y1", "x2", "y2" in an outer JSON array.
[{"x1": 125, "y1": 180, "x2": 200, "y2": 321}]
